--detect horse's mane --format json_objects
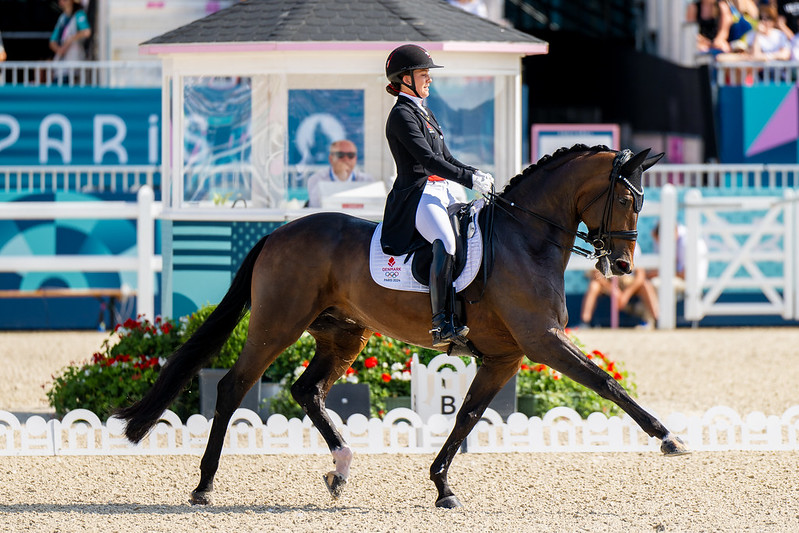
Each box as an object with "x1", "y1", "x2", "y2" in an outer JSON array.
[{"x1": 499, "y1": 144, "x2": 612, "y2": 196}]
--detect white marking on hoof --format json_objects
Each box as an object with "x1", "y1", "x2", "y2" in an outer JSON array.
[{"x1": 331, "y1": 445, "x2": 353, "y2": 479}]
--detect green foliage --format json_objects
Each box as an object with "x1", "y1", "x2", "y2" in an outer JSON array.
[
  {"x1": 46, "y1": 316, "x2": 194, "y2": 420},
  {"x1": 46, "y1": 304, "x2": 637, "y2": 424},
  {"x1": 516, "y1": 333, "x2": 637, "y2": 418},
  {"x1": 179, "y1": 305, "x2": 249, "y2": 370}
]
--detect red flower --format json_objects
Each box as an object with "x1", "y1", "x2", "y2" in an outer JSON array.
[
  {"x1": 404, "y1": 348, "x2": 411, "y2": 355},
  {"x1": 345, "y1": 367, "x2": 356, "y2": 376},
  {"x1": 520, "y1": 364, "x2": 531, "y2": 371},
  {"x1": 374, "y1": 332, "x2": 382, "y2": 338},
  {"x1": 131, "y1": 373, "x2": 141, "y2": 381},
  {"x1": 381, "y1": 373, "x2": 391, "y2": 382},
  {"x1": 301, "y1": 360, "x2": 309, "y2": 367},
  {"x1": 534, "y1": 364, "x2": 547, "y2": 373},
  {"x1": 613, "y1": 372, "x2": 623, "y2": 381},
  {"x1": 364, "y1": 356, "x2": 378, "y2": 369}
]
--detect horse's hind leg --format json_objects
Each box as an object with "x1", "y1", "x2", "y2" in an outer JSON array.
[
  {"x1": 534, "y1": 328, "x2": 689, "y2": 455},
  {"x1": 291, "y1": 316, "x2": 371, "y2": 499},
  {"x1": 190, "y1": 330, "x2": 304, "y2": 505}
]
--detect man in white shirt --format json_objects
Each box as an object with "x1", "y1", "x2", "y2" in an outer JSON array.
[{"x1": 306, "y1": 140, "x2": 373, "y2": 208}]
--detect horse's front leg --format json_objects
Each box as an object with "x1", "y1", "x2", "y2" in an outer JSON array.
[
  {"x1": 535, "y1": 327, "x2": 689, "y2": 455},
  {"x1": 430, "y1": 356, "x2": 522, "y2": 508}
]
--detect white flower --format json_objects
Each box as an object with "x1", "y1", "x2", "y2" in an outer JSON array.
[
  {"x1": 391, "y1": 362, "x2": 404, "y2": 372},
  {"x1": 401, "y1": 370, "x2": 411, "y2": 381},
  {"x1": 391, "y1": 371, "x2": 402, "y2": 381},
  {"x1": 346, "y1": 375, "x2": 359, "y2": 384},
  {"x1": 158, "y1": 357, "x2": 167, "y2": 366}
]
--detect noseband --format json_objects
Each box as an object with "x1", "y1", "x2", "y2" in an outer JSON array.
[{"x1": 489, "y1": 149, "x2": 640, "y2": 260}]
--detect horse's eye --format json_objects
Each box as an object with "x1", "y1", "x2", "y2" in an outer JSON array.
[{"x1": 618, "y1": 196, "x2": 630, "y2": 207}]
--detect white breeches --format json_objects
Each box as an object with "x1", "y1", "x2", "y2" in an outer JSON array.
[{"x1": 415, "y1": 180, "x2": 457, "y2": 255}]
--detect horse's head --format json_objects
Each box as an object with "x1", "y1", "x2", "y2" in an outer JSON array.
[{"x1": 578, "y1": 148, "x2": 664, "y2": 277}]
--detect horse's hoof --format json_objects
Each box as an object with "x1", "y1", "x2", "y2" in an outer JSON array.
[
  {"x1": 435, "y1": 495, "x2": 463, "y2": 508},
  {"x1": 189, "y1": 490, "x2": 212, "y2": 505},
  {"x1": 323, "y1": 471, "x2": 347, "y2": 499},
  {"x1": 661, "y1": 434, "x2": 691, "y2": 456}
]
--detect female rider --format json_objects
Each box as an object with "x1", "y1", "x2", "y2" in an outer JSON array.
[{"x1": 381, "y1": 44, "x2": 494, "y2": 348}]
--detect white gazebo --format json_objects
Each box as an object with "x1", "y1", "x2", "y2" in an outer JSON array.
[{"x1": 139, "y1": 0, "x2": 547, "y2": 317}]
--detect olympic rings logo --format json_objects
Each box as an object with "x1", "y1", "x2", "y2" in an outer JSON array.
[{"x1": 384, "y1": 272, "x2": 400, "y2": 279}]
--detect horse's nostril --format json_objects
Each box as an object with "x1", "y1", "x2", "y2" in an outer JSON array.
[{"x1": 615, "y1": 259, "x2": 630, "y2": 273}]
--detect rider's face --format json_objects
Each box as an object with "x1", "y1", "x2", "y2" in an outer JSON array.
[{"x1": 402, "y1": 69, "x2": 431, "y2": 99}]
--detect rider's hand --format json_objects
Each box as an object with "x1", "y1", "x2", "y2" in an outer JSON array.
[{"x1": 472, "y1": 171, "x2": 494, "y2": 195}]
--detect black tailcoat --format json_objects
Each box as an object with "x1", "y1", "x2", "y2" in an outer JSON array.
[{"x1": 380, "y1": 97, "x2": 475, "y2": 256}]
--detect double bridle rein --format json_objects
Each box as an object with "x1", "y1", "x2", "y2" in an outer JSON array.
[{"x1": 488, "y1": 149, "x2": 640, "y2": 260}]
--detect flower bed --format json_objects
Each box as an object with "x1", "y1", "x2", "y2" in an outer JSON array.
[{"x1": 46, "y1": 307, "x2": 636, "y2": 421}]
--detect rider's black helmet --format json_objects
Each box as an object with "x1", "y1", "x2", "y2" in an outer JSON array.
[{"x1": 385, "y1": 44, "x2": 443, "y2": 84}]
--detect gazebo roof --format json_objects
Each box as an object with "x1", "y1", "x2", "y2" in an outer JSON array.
[{"x1": 140, "y1": 0, "x2": 547, "y2": 55}]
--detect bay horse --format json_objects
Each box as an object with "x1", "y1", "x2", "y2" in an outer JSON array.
[{"x1": 116, "y1": 144, "x2": 689, "y2": 509}]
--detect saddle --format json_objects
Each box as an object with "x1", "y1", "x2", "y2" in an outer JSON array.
[{"x1": 409, "y1": 201, "x2": 476, "y2": 286}]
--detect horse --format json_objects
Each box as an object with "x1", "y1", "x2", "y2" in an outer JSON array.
[{"x1": 116, "y1": 144, "x2": 689, "y2": 509}]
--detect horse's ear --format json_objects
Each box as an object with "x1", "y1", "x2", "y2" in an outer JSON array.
[
  {"x1": 620, "y1": 148, "x2": 650, "y2": 175},
  {"x1": 642, "y1": 152, "x2": 665, "y2": 171}
]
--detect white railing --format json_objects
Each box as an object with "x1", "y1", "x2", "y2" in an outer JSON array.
[
  {"x1": 0, "y1": 165, "x2": 160, "y2": 195},
  {"x1": 3, "y1": 405, "x2": 798, "y2": 456},
  {"x1": 0, "y1": 186, "x2": 161, "y2": 320},
  {"x1": 0, "y1": 60, "x2": 161, "y2": 88},
  {"x1": 684, "y1": 188, "x2": 799, "y2": 322},
  {"x1": 712, "y1": 60, "x2": 799, "y2": 87},
  {"x1": 643, "y1": 164, "x2": 799, "y2": 189}
]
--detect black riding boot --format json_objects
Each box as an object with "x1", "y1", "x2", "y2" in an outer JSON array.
[{"x1": 429, "y1": 240, "x2": 469, "y2": 348}]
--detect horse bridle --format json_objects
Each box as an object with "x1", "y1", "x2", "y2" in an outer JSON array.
[{"x1": 488, "y1": 149, "x2": 640, "y2": 260}]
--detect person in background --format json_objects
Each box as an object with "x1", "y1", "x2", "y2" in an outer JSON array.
[
  {"x1": 49, "y1": 0, "x2": 91, "y2": 64},
  {"x1": 305, "y1": 140, "x2": 373, "y2": 208},
  {"x1": 747, "y1": 4, "x2": 791, "y2": 59},
  {"x1": 776, "y1": 0, "x2": 799, "y2": 39},
  {"x1": 650, "y1": 223, "x2": 709, "y2": 297},
  {"x1": 579, "y1": 245, "x2": 659, "y2": 329},
  {"x1": 687, "y1": 0, "x2": 731, "y2": 54}
]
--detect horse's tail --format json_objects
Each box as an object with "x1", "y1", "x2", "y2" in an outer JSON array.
[{"x1": 115, "y1": 234, "x2": 269, "y2": 443}]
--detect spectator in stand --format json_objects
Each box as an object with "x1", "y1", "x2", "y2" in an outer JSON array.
[
  {"x1": 0, "y1": 31, "x2": 7, "y2": 62},
  {"x1": 447, "y1": 0, "x2": 489, "y2": 18},
  {"x1": 305, "y1": 140, "x2": 373, "y2": 208},
  {"x1": 747, "y1": 4, "x2": 791, "y2": 59},
  {"x1": 49, "y1": 0, "x2": 92, "y2": 65},
  {"x1": 776, "y1": 0, "x2": 799, "y2": 39},
  {"x1": 687, "y1": 0, "x2": 731, "y2": 54}
]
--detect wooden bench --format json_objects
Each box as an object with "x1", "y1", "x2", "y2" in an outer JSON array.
[{"x1": 0, "y1": 288, "x2": 135, "y2": 330}]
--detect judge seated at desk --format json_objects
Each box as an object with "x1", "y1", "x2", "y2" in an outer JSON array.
[{"x1": 306, "y1": 140, "x2": 374, "y2": 208}]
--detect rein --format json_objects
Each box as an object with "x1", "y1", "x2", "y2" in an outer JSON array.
[{"x1": 487, "y1": 150, "x2": 638, "y2": 260}]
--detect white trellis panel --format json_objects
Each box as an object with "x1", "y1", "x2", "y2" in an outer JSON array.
[{"x1": 684, "y1": 189, "x2": 798, "y2": 321}]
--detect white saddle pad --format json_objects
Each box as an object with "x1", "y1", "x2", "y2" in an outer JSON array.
[{"x1": 369, "y1": 201, "x2": 484, "y2": 293}]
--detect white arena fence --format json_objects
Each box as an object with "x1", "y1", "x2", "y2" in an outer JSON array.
[{"x1": 2, "y1": 405, "x2": 799, "y2": 457}]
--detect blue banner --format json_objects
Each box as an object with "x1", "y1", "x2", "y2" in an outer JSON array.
[{"x1": 0, "y1": 86, "x2": 161, "y2": 165}]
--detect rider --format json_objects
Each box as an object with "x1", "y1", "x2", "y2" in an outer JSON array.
[{"x1": 381, "y1": 44, "x2": 494, "y2": 348}]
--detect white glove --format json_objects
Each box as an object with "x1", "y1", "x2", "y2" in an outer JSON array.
[{"x1": 472, "y1": 170, "x2": 494, "y2": 195}]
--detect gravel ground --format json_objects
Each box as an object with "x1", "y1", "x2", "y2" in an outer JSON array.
[{"x1": 1, "y1": 328, "x2": 798, "y2": 532}]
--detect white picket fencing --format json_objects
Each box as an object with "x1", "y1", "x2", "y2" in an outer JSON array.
[{"x1": 3, "y1": 405, "x2": 799, "y2": 457}]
